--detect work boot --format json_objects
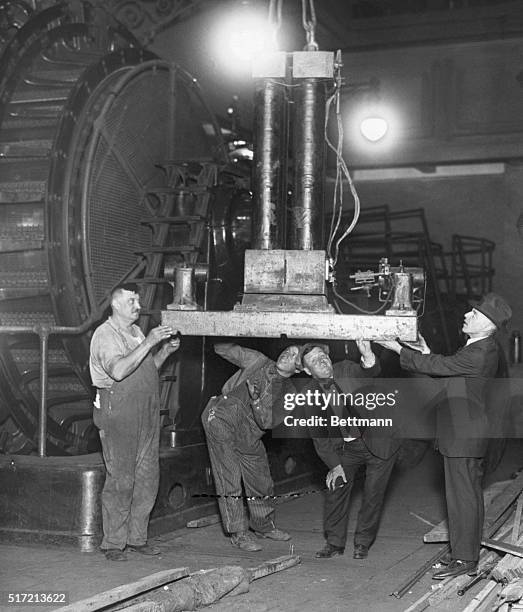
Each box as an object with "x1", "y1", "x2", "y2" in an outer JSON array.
[
  {"x1": 104, "y1": 548, "x2": 127, "y2": 562},
  {"x1": 230, "y1": 531, "x2": 262, "y2": 552},
  {"x1": 254, "y1": 528, "x2": 291, "y2": 541},
  {"x1": 127, "y1": 543, "x2": 161, "y2": 556},
  {"x1": 353, "y1": 544, "x2": 369, "y2": 559}
]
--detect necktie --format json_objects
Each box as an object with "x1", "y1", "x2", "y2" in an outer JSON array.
[{"x1": 321, "y1": 379, "x2": 363, "y2": 440}]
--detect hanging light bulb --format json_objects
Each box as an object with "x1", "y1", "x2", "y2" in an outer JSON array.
[
  {"x1": 213, "y1": 1, "x2": 279, "y2": 74},
  {"x1": 347, "y1": 77, "x2": 398, "y2": 146},
  {"x1": 348, "y1": 97, "x2": 399, "y2": 150},
  {"x1": 359, "y1": 115, "x2": 389, "y2": 142}
]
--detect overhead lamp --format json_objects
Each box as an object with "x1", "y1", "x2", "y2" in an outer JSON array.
[
  {"x1": 359, "y1": 115, "x2": 389, "y2": 142},
  {"x1": 213, "y1": 1, "x2": 278, "y2": 74},
  {"x1": 344, "y1": 77, "x2": 395, "y2": 145},
  {"x1": 350, "y1": 102, "x2": 399, "y2": 151}
]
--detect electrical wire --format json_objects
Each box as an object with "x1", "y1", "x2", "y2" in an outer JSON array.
[
  {"x1": 324, "y1": 63, "x2": 361, "y2": 269},
  {"x1": 332, "y1": 284, "x2": 393, "y2": 315},
  {"x1": 322, "y1": 57, "x2": 395, "y2": 315}
]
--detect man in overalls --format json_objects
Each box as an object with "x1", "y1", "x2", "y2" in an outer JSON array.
[
  {"x1": 89, "y1": 283, "x2": 179, "y2": 561},
  {"x1": 201, "y1": 343, "x2": 300, "y2": 552}
]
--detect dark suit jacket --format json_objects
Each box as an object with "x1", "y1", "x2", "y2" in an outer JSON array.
[
  {"x1": 305, "y1": 358, "x2": 401, "y2": 469},
  {"x1": 399, "y1": 336, "x2": 499, "y2": 458}
]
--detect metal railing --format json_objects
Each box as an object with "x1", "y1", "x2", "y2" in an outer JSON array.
[{"x1": 0, "y1": 313, "x2": 102, "y2": 457}]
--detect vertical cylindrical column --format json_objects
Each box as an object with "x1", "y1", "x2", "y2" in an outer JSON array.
[
  {"x1": 252, "y1": 79, "x2": 288, "y2": 249},
  {"x1": 290, "y1": 78, "x2": 326, "y2": 250},
  {"x1": 169, "y1": 266, "x2": 197, "y2": 310},
  {"x1": 38, "y1": 329, "x2": 49, "y2": 458}
]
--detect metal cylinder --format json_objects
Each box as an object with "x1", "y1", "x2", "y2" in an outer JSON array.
[
  {"x1": 290, "y1": 79, "x2": 326, "y2": 250},
  {"x1": 252, "y1": 79, "x2": 288, "y2": 249},
  {"x1": 169, "y1": 266, "x2": 197, "y2": 310}
]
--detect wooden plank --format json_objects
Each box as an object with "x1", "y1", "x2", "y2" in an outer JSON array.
[
  {"x1": 460, "y1": 580, "x2": 499, "y2": 612},
  {"x1": 186, "y1": 514, "x2": 221, "y2": 528},
  {"x1": 491, "y1": 531, "x2": 523, "y2": 582},
  {"x1": 248, "y1": 555, "x2": 301, "y2": 581},
  {"x1": 161, "y1": 310, "x2": 418, "y2": 341},
  {"x1": 402, "y1": 590, "x2": 431, "y2": 612},
  {"x1": 481, "y1": 537, "x2": 523, "y2": 558},
  {"x1": 513, "y1": 493, "x2": 523, "y2": 543},
  {"x1": 484, "y1": 472, "x2": 523, "y2": 529},
  {"x1": 423, "y1": 478, "x2": 519, "y2": 543},
  {"x1": 52, "y1": 567, "x2": 189, "y2": 612},
  {"x1": 395, "y1": 478, "x2": 523, "y2": 599},
  {"x1": 423, "y1": 518, "x2": 448, "y2": 543}
]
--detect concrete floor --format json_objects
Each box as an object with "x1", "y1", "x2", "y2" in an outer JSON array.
[{"x1": 1, "y1": 441, "x2": 523, "y2": 612}]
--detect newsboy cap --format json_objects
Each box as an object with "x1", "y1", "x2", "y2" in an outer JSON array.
[{"x1": 474, "y1": 292, "x2": 512, "y2": 329}]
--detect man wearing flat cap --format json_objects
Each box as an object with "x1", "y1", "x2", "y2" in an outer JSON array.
[{"x1": 378, "y1": 292, "x2": 512, "y2": 579}]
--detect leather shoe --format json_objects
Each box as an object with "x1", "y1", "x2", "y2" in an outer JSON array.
[
  {"x1": 104, "y1": 548, "x2": 127, "y2": 561},
  {"x1": 353, "y1": 545, "x2": 369, "y2": 559},
  {"x1": 127, "y1": 543, "x2": 161, "y2": 556},
  {"x1": 254, "y1": 528, "x2": 291, "y2": 541},
  {"x1": 231, "y1": 531, "x2": 262, "y2": 552},
  {"x1": 435, "y1": 552, "x2": 452, "y2": 567},
  {"x1": 432, "y1": 559, "x2": 478, "y2": 580},
  {"x1": 315, "y1": 543, "x2": 345, "y2": 558}
]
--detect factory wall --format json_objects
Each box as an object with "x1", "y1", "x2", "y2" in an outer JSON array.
[{"x1": 347, "y1": 165, "x2": 523, "y2": 336}]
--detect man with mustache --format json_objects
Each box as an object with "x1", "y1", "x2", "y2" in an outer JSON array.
[{"x1": 90, "y1": 283, "x2": 180, "y2": 561}]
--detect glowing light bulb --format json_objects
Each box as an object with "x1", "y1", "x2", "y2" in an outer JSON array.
[
  {"x1": 359, "y1": 116, "x2": 389, "y2": 142},
  {"x1": 214, "y1": 9, "x2": 278, "y2": 75}
]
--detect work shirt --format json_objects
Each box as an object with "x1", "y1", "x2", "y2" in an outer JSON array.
[
  {"x1": 214, "y1": 344, "x2": 292, "y2": 430},
  {"x1": 89, "y1": 319, "x2": 145, "y2": 389}
]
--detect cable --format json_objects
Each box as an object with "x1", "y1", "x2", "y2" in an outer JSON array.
[
  {"x1": 324, "y1": 60, "x2": 361, "y2": 269},
  {"x1": 332, "y1": 283, "x2": 393, "y2": 315}
]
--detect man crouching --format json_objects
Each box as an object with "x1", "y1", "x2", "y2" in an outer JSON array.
[{"x1": 202, "y1": 343, "x2": 300, "y2": 552}]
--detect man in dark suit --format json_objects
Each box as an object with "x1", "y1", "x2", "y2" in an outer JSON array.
[
  {"x1": 378, "y1": 292, "x2": 512, "y2": 579},
  {"x1": 299, "y1": 340, "x2": 400, "y2": 560}
]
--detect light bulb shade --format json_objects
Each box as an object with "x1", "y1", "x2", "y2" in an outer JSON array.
[{"x1": 359, "y1": 116, "x2": 389, "y2": 142}]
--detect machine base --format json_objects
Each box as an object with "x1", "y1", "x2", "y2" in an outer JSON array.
[
  {"x1": 0, "y1": 453, "x2": 105, "y2": 552},
  {"x1": 0, "y1": 445, "x2": 214, "y2": 551},
  {"x1": 0, "y1": 439, "x2": 321, "y2": 550}
]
